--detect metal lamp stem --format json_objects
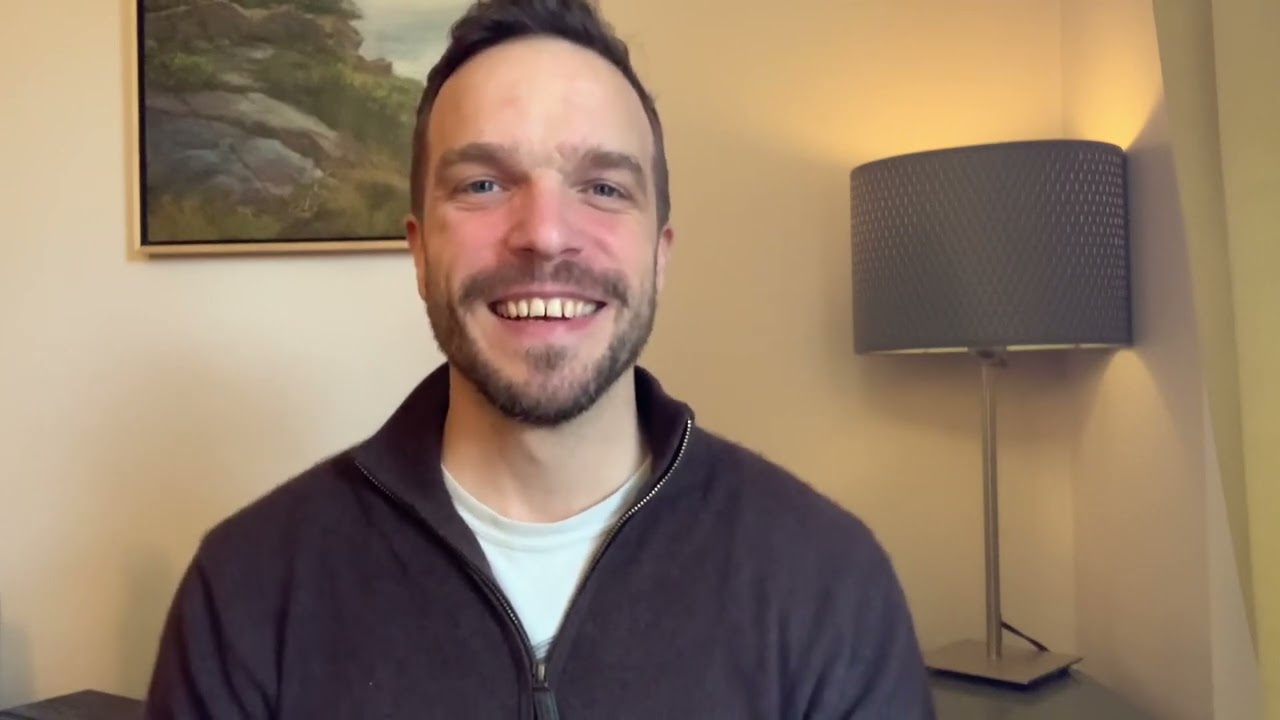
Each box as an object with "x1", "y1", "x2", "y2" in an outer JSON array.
[
  {"x1": 918, "y1": 348, "x2": 1084, "y2": 685},
  {"x1": 980, "y1": 351, "x2": 1003, "y2": 660}
]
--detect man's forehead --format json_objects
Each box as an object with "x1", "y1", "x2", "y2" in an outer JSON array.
[{"x1": 426, "y1": 37, "x2": 654, "y2": 161}]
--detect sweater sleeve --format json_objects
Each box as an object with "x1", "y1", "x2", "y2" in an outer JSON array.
[
  {"x1": 804, "y1": 542, "x2": 937, "y2": 720},
  {"x1": 144, "y1": 555, "x2": 275, "y2": 719}
]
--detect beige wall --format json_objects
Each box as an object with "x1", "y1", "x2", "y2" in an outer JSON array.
[
  {"x1": 1210, "y1": 1, "x2": 1280, "y2": 713},
  {"x1": 1149, "y1": 0, "x2": 1280, "y2": 715},
  {"x1": 1062, "y1": 0, "x2": 1259, "y2": 718},
  {"x1": 0, "y1": 0, "x2": 1142, "y2": 708},
  {"x1": 1207, "y1": 407, "x2": 1266, "y2": 719}
]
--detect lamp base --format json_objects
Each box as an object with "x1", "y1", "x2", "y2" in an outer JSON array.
[{"x1": 924, "y1": 639, "x2": 1082, "y2": 687}]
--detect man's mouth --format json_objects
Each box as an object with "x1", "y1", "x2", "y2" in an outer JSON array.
[{"x1": 489, "y1": 296, "x2": 605, "y2": 321}]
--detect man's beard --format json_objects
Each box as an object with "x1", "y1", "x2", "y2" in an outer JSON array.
[{"x1": 424, "y1": 256, "x2": 657, "y2": 427}]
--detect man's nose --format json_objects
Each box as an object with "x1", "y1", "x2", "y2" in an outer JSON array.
[{"x1": 506, "y1": 176, "x2": 580, "y2": 258}]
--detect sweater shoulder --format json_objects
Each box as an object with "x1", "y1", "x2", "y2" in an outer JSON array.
[
  {"x1": 690, "y1": 426, "x2": 895, "y2": 571},
  {"x1": 194, "y1": 451, "x2": 363, "y2": 573},
  {"x1": 692, "y1": 427, "x2": 864, "y2": 524}
]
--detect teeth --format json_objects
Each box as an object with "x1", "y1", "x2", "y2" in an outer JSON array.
[{"x1": 494, "y1": 298, "x2": 601, "y2": 319}]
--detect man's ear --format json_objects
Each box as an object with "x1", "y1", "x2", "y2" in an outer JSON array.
[
  {"x1": 655, "y1": 223, "x2": 676, "y2": 293},
  {"x1": 405, "y1": 214, "x2": 429, "y2": 303}
]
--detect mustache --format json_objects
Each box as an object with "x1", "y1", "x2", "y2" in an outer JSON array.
[{"x1": 458, "y1": 259, "x2": 631, "y2": 309}]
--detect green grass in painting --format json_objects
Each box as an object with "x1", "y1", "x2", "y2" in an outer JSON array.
[
  {"x1": 253, "y1": 49, "x2": 419, "y2": 171},
  {"x1": 146, "y1": 192, "x2": 285, "y2": 243},
  {"x1": 227, "y1": 0, "x2": 361, "y2": 19},
  {"x1": 145, "y1": 51, "x2": 221, "y2": 93},
  {"x1": 142, "y1": 0, "x2": 422, "y2": 242}
]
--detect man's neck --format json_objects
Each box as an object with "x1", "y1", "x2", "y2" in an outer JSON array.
[{"x1": 441, "y1": 368, "x2": 648, "y2": 523}]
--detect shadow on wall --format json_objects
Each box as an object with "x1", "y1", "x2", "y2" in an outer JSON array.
[
  {"x1": 1066, "y1": 95, "x2": 1216, "y2": 720},
  {"x1": 116, "y1": 549, "x2": 178, "y2": 698},
  {"x1": 0, "y1": 608, "x2": 35, "y2": 709},
  {"x1": 62, "y1": 330, "x2": 314, "y2": 699},
  {"x1": 1070, "y1": 95, "x2": 1194, "y2": 431}
]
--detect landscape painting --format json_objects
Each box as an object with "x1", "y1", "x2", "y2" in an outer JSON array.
[{"x1": 134, "y1": 0, "x2": 465, "y2": 254}]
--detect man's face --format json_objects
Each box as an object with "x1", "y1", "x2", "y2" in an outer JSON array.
[{"x1": 407, "y1": 37, "x2": 673, "y2": 426}]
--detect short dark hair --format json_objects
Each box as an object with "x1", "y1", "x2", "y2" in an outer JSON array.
[{"x1": 408, "y1": 0, "x2": 671, "y2": 228}]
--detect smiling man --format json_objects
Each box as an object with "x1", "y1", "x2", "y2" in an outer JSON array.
[{"x1": 144, "y1": 1, "x2": 934, "y2": 718}]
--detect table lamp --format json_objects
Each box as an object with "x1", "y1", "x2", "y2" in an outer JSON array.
[{"x1": 849, "y1": 139, "x2": 1131, "y2": 686}]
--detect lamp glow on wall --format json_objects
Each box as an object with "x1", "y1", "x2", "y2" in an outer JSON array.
[{"x1": 850, "y1": 140, "x2": 1132, "y2": 686}]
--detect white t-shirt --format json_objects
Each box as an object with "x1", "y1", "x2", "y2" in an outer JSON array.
[{"x1": 441, "y1": 459, "x2": 650, "y2": 659}]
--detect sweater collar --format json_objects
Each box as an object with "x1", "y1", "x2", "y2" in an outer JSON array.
[{"x1": 348, "y1": 363, "x2": 695, "y2": 563}]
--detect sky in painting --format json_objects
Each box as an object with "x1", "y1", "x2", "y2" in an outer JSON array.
[{"x1": 351, "y1": 0, "x2": 470, "y2": 83}]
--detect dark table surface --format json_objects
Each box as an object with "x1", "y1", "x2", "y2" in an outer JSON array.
[
  {"x1": 0, "y1": 691, "x2": 142, "y2": 720},
  {"x1": 4, "y1": 673, "x2": 1152, "y2": 719},
  {"x1": 930, "y1": 670, "x2": 1154, "y2": 719}
]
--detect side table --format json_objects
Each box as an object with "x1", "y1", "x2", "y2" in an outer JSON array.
[
  {"x1": 0, "y1": 690, "x2": 142, "y2": 720},
  {"x1": 930, "y1": 670, "x2": 1154, "y2": 719},
  {"x1": 6, "y1": 676, "x2": 1152, "y2": 719}
]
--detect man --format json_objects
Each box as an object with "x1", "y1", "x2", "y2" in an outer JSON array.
[{"x1": 145, "y1": 0, "x2": 935, "y2": 717}]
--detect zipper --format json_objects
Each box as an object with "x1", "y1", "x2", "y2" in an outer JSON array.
[
  {"x1": 532, "y1": 660, "x2": 559, "y2": 720},
  {"x1": 357, "y1": 466, "x2": 543, "y2": 697},
  {"x1": 541, "y1": 417, "x2": 693, "y2": 664},
  {"x1": 355, "y1": 416, "x2": 693, "y2": 719}
]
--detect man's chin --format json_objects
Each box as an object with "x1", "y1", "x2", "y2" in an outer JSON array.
[
  {"x1": 449, "y1": 352, "x2": 601, "y2": 424},
  {"x1": 479, "y1": 378, "x2": 605, "y2": 428},
  {"x1": 443, "y1": 312, "x2": 649, "y2": 426},
  {"x1": 479, "y1": 345, "x2": 579, "y2": 379}
]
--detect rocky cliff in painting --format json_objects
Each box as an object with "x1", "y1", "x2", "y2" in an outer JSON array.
[{"x1": 141, "y1": 0, "x2": 423, "y2": 243}]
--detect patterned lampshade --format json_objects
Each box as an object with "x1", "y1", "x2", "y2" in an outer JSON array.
[{"x1": 849, "y1": 140, "x2": 1132, "y2": 354}]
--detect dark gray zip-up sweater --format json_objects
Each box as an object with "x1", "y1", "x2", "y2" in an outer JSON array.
[{"x1": 145, "y1": 365, "x2": 935, "y2": 719}]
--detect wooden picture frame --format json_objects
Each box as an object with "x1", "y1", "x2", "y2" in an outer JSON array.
[{"x1": 128, "y1": 0, "x2": 464, "y2": 256}]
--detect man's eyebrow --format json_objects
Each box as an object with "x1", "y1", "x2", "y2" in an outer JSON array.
[
  {"x1": 433, "y1": 142, "x2": 520, "y2": 182},
  {"x1": 569, "y1": 146, "x2": 649, "y2": 198}
]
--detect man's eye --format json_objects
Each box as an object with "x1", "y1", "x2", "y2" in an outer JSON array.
[
  {"x1": 588, "y1": 182, "x2": 624, "y2": 198},
  {"x1": 462, "y1": 179, "x2": 500, "y2": 194}
]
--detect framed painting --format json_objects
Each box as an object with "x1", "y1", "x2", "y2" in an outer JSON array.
[{"x1": 129, "y1": 0, "x2": 466, "y2": 256}]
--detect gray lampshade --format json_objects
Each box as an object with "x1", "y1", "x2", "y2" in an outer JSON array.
[{"x1": 849, "y1": 140, "x2": 1131, "y2": 355}]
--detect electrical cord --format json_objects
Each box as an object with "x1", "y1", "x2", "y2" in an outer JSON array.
[{"x1": 1001, "y1": 620, "x2": 1050, "y2": 652}]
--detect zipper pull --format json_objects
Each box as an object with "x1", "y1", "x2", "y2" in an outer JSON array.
[{"x1": 533, "y1": 661, "x2": 561, "y2": 720}]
